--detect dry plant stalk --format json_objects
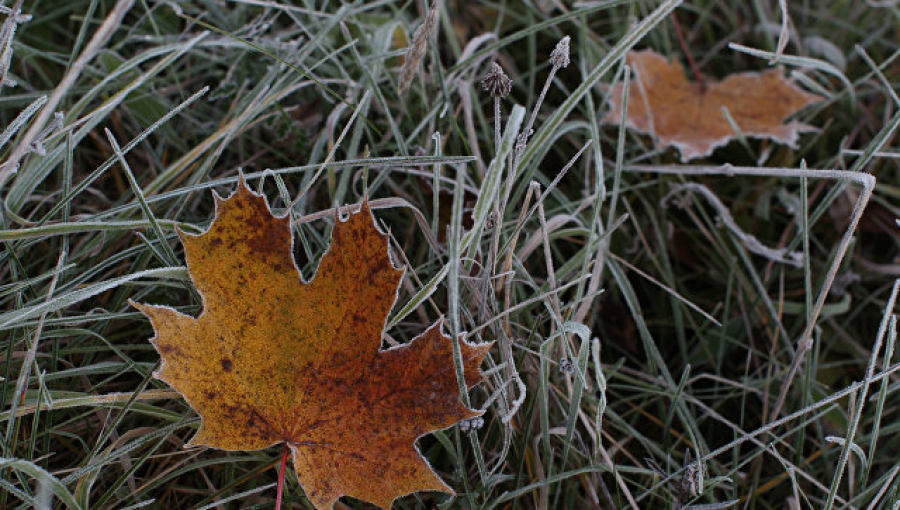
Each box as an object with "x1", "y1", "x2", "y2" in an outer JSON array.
[
  {"x1": 482, "y1": 62, "x2": 511, "y2": 151},
  {"x1": 398, "y1": 0, "x2": 440, "y2": 93}
]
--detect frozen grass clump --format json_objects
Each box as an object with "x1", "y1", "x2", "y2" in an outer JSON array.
[{"x1": 1, "y1": 1, "x2": 899, "y2": 508}]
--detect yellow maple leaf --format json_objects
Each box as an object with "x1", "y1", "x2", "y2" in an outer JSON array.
[
  {"x1": 131, "y1": 177, "x2": 490, "y2": 509},
  {"x1": 603, "y1": 49, "x2": 820, "y2": 161}
]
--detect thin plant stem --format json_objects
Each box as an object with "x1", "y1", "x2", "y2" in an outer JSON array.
[
  {"x1": 670, "y1": 12, "x2": 704, "y2": 91},
  {"x1": 275, "y1": 443, "x2": 289, "y2": 509},
  {"x1": 494, "y1": 96, "x2": 502, "y2": 153},
  {"x1": 512, "y1": 36, "x2": 569, "y2": 176}
]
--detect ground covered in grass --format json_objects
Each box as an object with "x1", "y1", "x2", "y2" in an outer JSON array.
[{"x1": 2, "y1": 0, "x2": 900, "y2": 508}]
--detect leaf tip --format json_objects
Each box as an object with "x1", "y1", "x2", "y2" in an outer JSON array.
[
  {"x1": 129, "y1": 299, "x2": 155, "y2": 318},
  {"x1": 358, "y1": 195, "x2": 373, "y2": 220},
  {"x1": 211, "y1": 189, "x2": 226, "y2": 207},
  {"x1": 236, "y1": 169, "x2": 249, "y2": 190}
]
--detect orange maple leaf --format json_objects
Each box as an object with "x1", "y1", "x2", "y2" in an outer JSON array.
[
  {"x1": 603, "y1": 49, "x2": 820, "y2": 161},
  {"x1": 131, "y1": 178, "x2": 490, "y2": 509}
]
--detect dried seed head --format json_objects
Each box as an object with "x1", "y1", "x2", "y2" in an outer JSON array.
[
  {"x1": 398, "y1": 0, "x2": 440, "y2": 93},
  {"x1": 550, "y1": 35, "x2": 571, "y2": 69},
  {"x1": 482, "y1": 62, "x2": 512, "y2": 99}
]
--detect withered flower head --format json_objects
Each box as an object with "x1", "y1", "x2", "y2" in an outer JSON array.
[
  {"x1": 482, "y1": 62, "x2": 512, "y2": 99},
  {"x1": 550, "y1": 36, "x2": 571, "y2": 69}
]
